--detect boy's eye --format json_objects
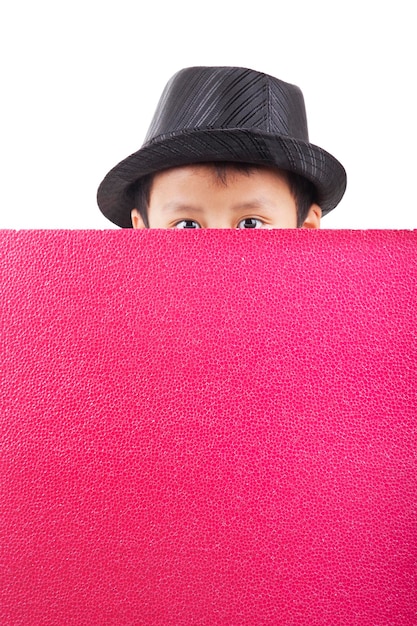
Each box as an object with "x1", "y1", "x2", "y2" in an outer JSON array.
[
  {"x1": 237, "y1": 218, "x2": 263, "y2": 229},
  {"x1": 174, "y1": 220, "x2": 201, "y2": 229}
]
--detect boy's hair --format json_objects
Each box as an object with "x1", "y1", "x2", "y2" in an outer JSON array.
[{"x1": 132, "y1": 163, "x2": 317, "y2": 228}]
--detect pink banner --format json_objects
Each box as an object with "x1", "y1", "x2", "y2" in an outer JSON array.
[{"x1": 1, "y1": 230, "x2": 416, "y2": 625}]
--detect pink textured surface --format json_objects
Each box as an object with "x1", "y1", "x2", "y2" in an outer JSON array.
[{"x1": 1, "y1": 230, "x2": 416, "y2": 625}]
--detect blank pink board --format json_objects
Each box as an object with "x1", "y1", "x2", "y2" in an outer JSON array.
[{"x1": 1, "y1": 230, "x2": 416, "y2": 625}]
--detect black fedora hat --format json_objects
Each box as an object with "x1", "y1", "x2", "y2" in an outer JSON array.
[{"x1": 97, "y1": 66, "x2": 347, "y2": 228}]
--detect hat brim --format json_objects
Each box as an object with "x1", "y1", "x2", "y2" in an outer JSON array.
[{"x1": 97, "y1": 129, "x2": 347, "y2": 228}]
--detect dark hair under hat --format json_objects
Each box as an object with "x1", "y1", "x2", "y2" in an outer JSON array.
[{"x1": 97, "y1": 66, "x2": 347, "y2": 228}]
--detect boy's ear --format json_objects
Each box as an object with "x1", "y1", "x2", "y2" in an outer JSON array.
[
  {"x1": 131, "y1": 209, "x2": 146, "y2": 229},
  {"x1": 301, "y1": 204, "x2": 322, "y2": 229}
]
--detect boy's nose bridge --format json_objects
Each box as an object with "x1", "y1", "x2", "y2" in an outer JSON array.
[
  {"x1": 205, "y1": 219, "x2": 233, "y2": 229},
  {"x1": 202, "y1": 206, "x2": 235, "y2": 229}
]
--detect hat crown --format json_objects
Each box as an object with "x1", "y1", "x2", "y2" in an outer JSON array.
[{"x1": 144, "y1": 66, "x2": 309, "y2": 145}]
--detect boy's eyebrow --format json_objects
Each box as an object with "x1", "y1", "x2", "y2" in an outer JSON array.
[
  {"x1": 231, "y1": 199, "x2": 275, "y2": 211},
  {"x1": 161, "y1": 202, "x2": 205, "y2": 214},
  {"x1": 161, "y1": 199, "x2": 275, "y2": 214}
]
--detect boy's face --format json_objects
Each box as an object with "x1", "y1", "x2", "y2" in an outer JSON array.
[{"x1": 131, "y1": 165, "x2": 321, "y2": 229}]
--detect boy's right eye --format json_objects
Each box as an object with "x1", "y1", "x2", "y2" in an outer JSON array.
[{"x1": 174, "y1": 220, "x2": 201, "y2": 229}]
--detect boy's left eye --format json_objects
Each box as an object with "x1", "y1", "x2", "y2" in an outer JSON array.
[
  {"x1": 174, "y1": 220, "x2": 201, "y2": 229},
  {"x1": 237, "y1": 218, "x2": 263, "y2": 229}
]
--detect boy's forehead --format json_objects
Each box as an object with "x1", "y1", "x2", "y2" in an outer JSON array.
[
  {"x1": 150, "y1": 163, "x2": 290, "y2": 186},
  {"x1": 146, "y1": 164, "x2": 298, "y2": 223},
  {"x1": 148, "y1": 165, "x2": 293, "y2": 202}
]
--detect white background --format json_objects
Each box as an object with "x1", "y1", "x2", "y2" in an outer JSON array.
[{"x1": 1, "y1": 1, "x2": 415, "y2": 230}]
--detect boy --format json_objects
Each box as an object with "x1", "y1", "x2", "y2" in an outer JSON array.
[{"x1": 97, "y1": 66, "x2": 346, "y2": 229}]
